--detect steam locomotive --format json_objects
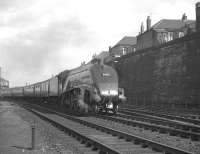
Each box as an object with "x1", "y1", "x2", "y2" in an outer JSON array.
[{"x1": 0, "y1": 59, "x2": 126, "y2": 114}]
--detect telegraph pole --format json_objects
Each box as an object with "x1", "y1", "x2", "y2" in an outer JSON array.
[
  {"x1": 0, "y1": 67, "x2": 1, "y2": 97},
  {"x1": 0, "y1": 66, "x2": 1, "y2": 90}
]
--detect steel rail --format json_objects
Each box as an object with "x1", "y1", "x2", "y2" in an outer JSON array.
[
  {"x1": 23, "y1": 103, "x2": 192, "y2": 154},
  {"x1": 120, "y1": 107, "x2": 200, "y2": 125},
  {"x1": 121, "y1": 104, "x2": 200, "y2": 120},
  {"x1": 25, "y1": 106, "x2": 123, "y2": 154},
  {"x1": 96, "y1": 114, "x2": 200, "y2": 141},
  {"x1": 119, "y1": 110, "x2": 200, "y2": 133}
]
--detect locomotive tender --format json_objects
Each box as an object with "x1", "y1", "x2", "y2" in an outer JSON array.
[{"x1": 0, "y1": 59, "x2": 126, "y2": 114}]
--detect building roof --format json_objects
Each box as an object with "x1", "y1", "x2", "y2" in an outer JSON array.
[
  {"x1": 152, "y1": 19, "x2": 195, "y2": 30},
  {"x1": 96, "y1": 51, "x2": 109, "y2": 59},
  {"x1": 0, "y1": 77, "x2": 8, "y2": 82},
  {"x1": 113, "y1": 36, "x2": 137, "y2": 47}
]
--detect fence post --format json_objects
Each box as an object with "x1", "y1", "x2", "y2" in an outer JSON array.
[{"x1": 31, "y1": 121, "x2": 36, "y2": 150}]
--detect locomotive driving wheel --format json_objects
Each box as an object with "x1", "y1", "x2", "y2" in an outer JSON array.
[{"x1": 73, "y1": 101, "x2": 79, "y2": 112}]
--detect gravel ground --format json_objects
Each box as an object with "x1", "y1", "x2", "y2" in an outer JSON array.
[
  {"x1": 3, "y1": 99, "x2": 200, "y2": 153},
  {"x1": 79, "y1": 116, "x2": 200, "y2": 154},
  {"x1": 0, "y1": 100, "x2": 85, "y2": 154}
]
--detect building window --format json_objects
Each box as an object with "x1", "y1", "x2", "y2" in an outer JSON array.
[
  {"x1": 157, "y1": 33, "x2": 163, "y2": 44},
  {"x1": 178, "y1": 32, "x2": 184, "y2": 38},
  {"x1": 122, "y1": 47, "x2": 126, "y2": 55},
  {"x1": 163, "y1": 33, "x2": 168, "y2": 43},
  {"x1": 168, "y1": 32, "x2": 173, "y2": 41}
]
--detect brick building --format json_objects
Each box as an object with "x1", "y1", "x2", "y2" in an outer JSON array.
[
  {"x1": 0, "y1": 77, "x2": 9, "y2": 89},
  {"x1": 0, "y1": 67, "x2": 9, "y2": 89},
  {"x1": 137, "y1": 15, "x2": 195, "y2": 50},
  {"x1": 109, "y1": 36, "x2": 137, "y2": 58}
]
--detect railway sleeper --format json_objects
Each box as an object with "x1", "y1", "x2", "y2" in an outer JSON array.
[
  {"x1": 125, "y1": 137, "x2": 132, "y2": 142},
  {"x1": 118, "y1": 135, "x2": 124, "y2": 139},
  {"x1": 91, "y1": 145, "x2": 98, "y2": 151},
  {"x1": 99, "y1": 115, "x2": 200, "y2": 142},
  {"x1": 151, "y1": 128, "x2": 158, "y2": 132},
  {"x1": 169, "y1": 131, "x2": 178, "y2": 136},
  {"x1": 111, "y1": 133, "x2": 117, "y2": 137},
  {"x1": 28, "y1": 109, "x2": 101, "y2": 153},
  {"x1": 190, "y1": 135, "x2": 200, "y2": 141},
  {"x1": 158, "y1": 129, "x2": 167, "y2": 134},
  {"x1": 151, "y1": 146, "x2": 164, "y2": 153},
  {"x1": 141, "y1": 143, "x2": 148, "y2": 148},
  {"x1": 29, "y1": 105, "x2": 194, "y2": 154},
  {"x1": 81, "y1": 139, "x2": 86, "y2": 144},
  {"x1": 191, "y1": 128, "x2": 200, "y2": 133},
  {"x1": 133, "y1": 139, "x2": 141, "y2": 145},
  {"x1": 86, "y1": 142, "x2": 92, "y2": 147},
  {"x1": 144, "y1": 126, "x2": 149, "y2": 130},
  {"x1": 182, "y1": 127, "x2": 190, "y2": 131}
]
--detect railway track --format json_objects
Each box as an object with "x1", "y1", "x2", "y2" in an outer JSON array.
[
  {"x1": 79, "y1": 115, "x2": 200, "y2": 153},
  {"x1": 21, "y1": 103, "x2": 192, "y2": 154},
  {"x1": 118, "y1": 109, "x2": 200, "y2": 134},
  {"x1": 95, "y1": 113, "x2": 200, "y2": 141},
  {"x1": 120, "y1": 106, "x2": 200, "y2": 125}
]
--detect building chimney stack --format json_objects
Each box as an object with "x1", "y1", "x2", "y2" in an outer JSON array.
[
  {"x1": 146, "y1": 16, "x2": 151, "y2": 31},
  {"x1": 196, "y1": 2, "x2": 200, "y2": 31},
  {"x1": 140, "y1": 22, "x2": 144, "y2": 34},
  {"x1": 109, "y1": 46, "x2": 112, "y2": 53},
  {"x1": 181, "y1": 13, "x2": 187, "y2": 22}
]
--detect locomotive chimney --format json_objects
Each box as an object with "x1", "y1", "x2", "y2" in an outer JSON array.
[
  {"x1": 196, "y1": 2, "x2": 200, "y2": 31},
  {"x1": 146, "y1": 16, "x2": 151, "y2": 31},
  {"x1": 140, "y1": 22, "x2": 144, "y2": 34}
]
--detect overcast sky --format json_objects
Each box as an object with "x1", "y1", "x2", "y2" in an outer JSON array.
[{"x1": 0, "y1": 0, "x2": 197, "y2": 87}]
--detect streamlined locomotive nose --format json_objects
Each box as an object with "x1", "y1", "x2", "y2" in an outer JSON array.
[{"x1": 91, "y1": 64, "x2": 119, "y2": 97}]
